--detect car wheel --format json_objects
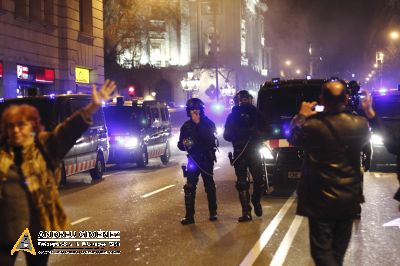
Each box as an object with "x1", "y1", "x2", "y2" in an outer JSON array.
[
  {"x1": 136, "y1": 146, "x2": 148, "y2": 168},
  {"x1": 90, "y1": 152, "x2": 105, "y2": 180},
  {"x1": 160, "y1": 142, "x2": 171, "y2": 165},
  {"x1": 59, "y1": 162, "x2": 67, "y2": 187}
]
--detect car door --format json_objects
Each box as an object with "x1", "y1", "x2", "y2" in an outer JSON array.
[
  {"x1": 56, "y1": 98, "x2": 77, "y2": 177},
  {"x1": 69, "y1": 98, "x2": 97, "y2": 174}
]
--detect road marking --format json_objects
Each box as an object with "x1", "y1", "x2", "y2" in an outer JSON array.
[
  {"x1": 239, "y1": 195, "x2": 296, "y2": 266},
  {"x1": 141, "y1": 185, "x2": 175, "y2": 198},
  {"x1": 214, "y1": 166, "x2": 221, "y2": 170},
  {"x1": 270, "y1": 215, "x2": 304, "y2": 266},
  {"x1": 383, "y1": 218, "x2": 400, "y2": 228},
  {"x1": 103, "y1": 174, "x2": 111, "y2": 177},
  {"x1": 71, "y1": 217, "x2": 91, "y2": 226}
]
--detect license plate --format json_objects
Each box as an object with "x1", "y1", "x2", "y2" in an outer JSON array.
[{"x1": 288, "y1": 171, "x2": 301, "y2": 179}]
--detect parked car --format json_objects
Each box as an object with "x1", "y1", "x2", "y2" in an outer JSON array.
[
  {"x1": 0, "y1": 94, "x2": 110, "y2": 184},
  {"x1": 103, "y1": 98, "x2": 171, "y2": 167}
]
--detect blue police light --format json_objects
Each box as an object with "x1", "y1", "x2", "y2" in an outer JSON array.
[
  {"x1": 211, "y1": 103, "x2": 224, "y2": 113},
  {"x1": 0, "y1": 98, "x2": 4, "y2": 103},
  {"x1": 306, "y1": 75, "x2": 312, "y2": 80},
  {"x1": 272, "y1": 78, "x2": 280, "y2": 83},
  {"x1": 379, "y1": 88, "x2": 387, "y2": 95},
  {"x1": 49, "y1": 93, "x2": 55, "y2": 99}
]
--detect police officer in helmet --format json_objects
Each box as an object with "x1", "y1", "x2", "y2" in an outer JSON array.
[
  {"x1": 178, "y1": 98, "x2": 218, "y2": 225},
  {"x1": 224, "y1": 90, "x2": 267, "y2": 222}
]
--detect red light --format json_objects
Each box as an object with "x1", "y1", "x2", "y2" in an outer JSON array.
[
  {"x1": 0, "y1": 62, "x2": 3, "y2": 78},
  {"x1": 129, "y1": 86, "x2": 135, "y2": 93}
]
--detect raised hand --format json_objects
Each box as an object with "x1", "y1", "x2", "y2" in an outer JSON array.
[
  {"x1": 84, "y1": 80, "x2": 117, "y2": 115},
  {"x1": 299, "y1": 101, "x2": 318, "y2": 118},
  {"x1": 361, "y1": 91, "x2": 375, "y2": 119}
]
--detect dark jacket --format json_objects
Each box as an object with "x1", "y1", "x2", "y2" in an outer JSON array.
[
  {"x1": 223, "y1": 104, "x2": 267, "y2": 148},
  {"x1": 368, "y1": 116, "x2": 400, "y2": 201},
  {"x1": 289, "y1": 110, "x2": 370, "y2": 220},
  {"x1": 0, "y1": 110, "x2": 91, "y2": 246},
  {"x1": 177, "y1": 116, "x2": 217, "y2": 162}
]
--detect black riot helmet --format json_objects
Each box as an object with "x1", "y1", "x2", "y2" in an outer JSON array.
[
  {"x1": 186, "y1": 98, "x2": 205, "y2": 117},
  {"x1": 234, "y1": 90, "x2": 253, "y2": 106},
  {"x1": 347, "y1": 80, "x2": 361, "y2": 96}
]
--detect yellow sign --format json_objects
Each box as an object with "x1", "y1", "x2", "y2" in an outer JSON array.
[
  {"x1": 75, "y1": 67, "x2": 90, "y2": 84},
  {"x1": 11, "y1": 228, "x2": 36, "y2": 255}
]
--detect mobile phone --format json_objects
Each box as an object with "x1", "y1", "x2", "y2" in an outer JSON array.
[{"x1": 314, "y1": 105, "x2": 325, "y2": 112}]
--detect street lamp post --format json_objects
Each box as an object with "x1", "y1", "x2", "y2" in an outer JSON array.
[{"x1": 181, "y1": 72, "x2": 200, "y2": 101}]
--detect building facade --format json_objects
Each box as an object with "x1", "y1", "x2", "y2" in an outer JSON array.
[
  {"x1": 0, "y1": 0, "x2": 104, "y2": 98},
  {"x1": 114, "y1": 0, "x2": 269, "y2": 105}
]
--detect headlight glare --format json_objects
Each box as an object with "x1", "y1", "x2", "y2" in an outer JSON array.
[
  {"x1": 371, "y1": 134, "x2": 384, "y2": 146},
  {"x1": 259, "y1": 146, "x2": 274, "y2": 159}
]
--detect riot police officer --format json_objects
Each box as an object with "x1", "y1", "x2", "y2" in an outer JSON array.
[
  {"x1": 178, "y1": 98, "x2": 218, "y2": 225},
  {"x1": 223, "y1": 90, "x2": 267, "y2": 222}
]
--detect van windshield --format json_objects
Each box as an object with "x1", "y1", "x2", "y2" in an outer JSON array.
[
  {"x1": 259, "y1": 87, "x2": 321, "y2": 123},
  {"x1": 103, "y1": 106, "x2": 147, "y2": 134}
]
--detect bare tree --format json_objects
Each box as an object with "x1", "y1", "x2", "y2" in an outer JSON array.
[{"x1": 104, "y1": 0, "x2": 181, "y2": 68}]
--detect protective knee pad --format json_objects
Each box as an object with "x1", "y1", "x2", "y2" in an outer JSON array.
[
  {"x1": 235, "y1": 181, "x2": 250, "y2": 192},
  {"x1": 184, "y1": 183, "x2": 196, "y2": 194}
]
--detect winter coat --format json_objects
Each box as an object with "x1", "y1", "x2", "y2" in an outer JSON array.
[
  {"x1": 0, "y1": 110, "x2": 91, "y2": 245},
  {"x1": 289, "y1": 110, "x2": 370, "y2": 220}
]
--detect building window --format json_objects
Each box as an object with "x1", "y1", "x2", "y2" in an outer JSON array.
[
  {"x1": 79, "y1": 0, "x2": 93, "y2": 35},
  {"x1": 44, "y1": 0, "x2": 53, "y2": 24},
  {"x1": 29, "y1": 0, "x2": 42, "y2": 21}
]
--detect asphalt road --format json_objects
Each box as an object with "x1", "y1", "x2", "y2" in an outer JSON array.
[{"x1": 14, "y1": 145, "x2": 400, "y2": 266}]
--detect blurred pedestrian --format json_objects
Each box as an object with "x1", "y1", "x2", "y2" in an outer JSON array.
[
  {"x1": 178, "y1": 98, "x2": 218, "y2": 225},
  {"x1": 289, "y1": 81, "x2": 370, "y2": 265},
  {"x1": 0, "y1": 80, "x2": 116, "y2": 266},
  {"x1": 223, "y1": 90, "x2": 267, "y2": 222},
  {"x1": 361, "y1": 92, "x2": 400, "y2": 210}
]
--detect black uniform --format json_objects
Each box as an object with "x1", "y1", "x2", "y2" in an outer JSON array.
[
  {"x1": 178, "y1": 116, "x2": 218, "y2": 224},
  {"x1": 223, "y1": 103, "x2": 267, "y2": 221}
]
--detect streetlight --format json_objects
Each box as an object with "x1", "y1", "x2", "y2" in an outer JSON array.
[
  {"x1": 295, "y1": 69, "x2": 301, "y2": 75},
  {"x1": 181, "y1": 72, "x2": 200, "y2": 100},
  {"x1": 151, "y1": 91, "x2": 157, "y2": 97},
  {"x1": 390, "y1": 31, "x2": 399, "y2": 41},
  {"x1": 285, "y1": 60, "x2": 292, "y2": 66}
]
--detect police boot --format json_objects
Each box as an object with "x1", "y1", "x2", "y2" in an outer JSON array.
[
  {"x1": 251, "y1": 187, "x2": 263, "y2": 217},
  {"x1": 238, "y1": 190, "x2": 252, "y2": 222},
  {"x1": 206, "y1": 186, "x2": 218, "y2": 221},
  {"x1": 181, "y1": 184, "x2": 195, "y2": 225}
]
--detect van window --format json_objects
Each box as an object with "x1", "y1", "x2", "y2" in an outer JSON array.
[
  {"x1": 151, "y1": 108, "x2": 160, "y2": 122},
  {"x1": 160, "y1": 107, "x2": 167, "y2": 122}
]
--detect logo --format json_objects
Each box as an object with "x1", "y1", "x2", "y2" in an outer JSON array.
[{"x1": 11, "y1": 228, "x2": 36, "y2": 255}]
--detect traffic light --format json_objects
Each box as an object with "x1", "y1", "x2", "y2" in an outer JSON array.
[{"x1": 128, "y1": 86, "x2": 135, "y2": 98}]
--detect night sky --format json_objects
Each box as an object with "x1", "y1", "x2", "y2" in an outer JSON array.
[{"x1": 265, "y1": 0, "x2": 397, "y2": 79}]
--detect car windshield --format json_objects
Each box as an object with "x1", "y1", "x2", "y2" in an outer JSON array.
[{"x1": 103, "y1": 106, "x2": 147, "y2": 134}]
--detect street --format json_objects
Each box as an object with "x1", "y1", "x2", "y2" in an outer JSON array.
[{"x1": 14, "y1": 145, "x2": 400, "y2": 266}]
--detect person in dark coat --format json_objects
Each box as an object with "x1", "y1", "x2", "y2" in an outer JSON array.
[
  {"x1": 289, "y1": 80, "x2": 370, "y2": 266},
  {"x1": 223, "y1": 90, "x2": 268, "y2": 222},
  {"x1": 178, "y1": 98, "x2": 218, "y2": 225},
  {"x1": 361, "y1": 92, "x2": 400, "y2": 210},
  {"x1": 0, "y1": 80, "x2": 116, "y2": 266}
]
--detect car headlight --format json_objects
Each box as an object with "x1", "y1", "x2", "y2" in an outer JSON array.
[
  {"x1": 116, "y1": 136, "x2": 138, "y2": 148},
  {"x1": 216, "y1": 126, "x2": 224, "y2": 136},
  {"x1": 259, "y1": 145, "x2": 274, "y2": 159},
  {"x1": 371, "y1": 134, "x2": 384, "y2": 146}
]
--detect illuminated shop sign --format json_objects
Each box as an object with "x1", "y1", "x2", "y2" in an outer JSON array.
[
  {"x1": 75, "y1": 67, "x2": 90, "y2": 84},
  {"x1": 17, "y1": 64, "x2": 55, "y2": 83},
  {"x1": 0, "y1": 62, "x2": 3, "y2": 78}
]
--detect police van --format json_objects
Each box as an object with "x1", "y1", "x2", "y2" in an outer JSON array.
[
  {"x1": 0, "y1": 95, "x2": 110, "y2": 185},
  {"x1": 103, "y1": 98, "x2": 171, "y2": 167},
  {"x1": 369, "y1": 90, "x2": 400, "y2": 171},
  {"x1": 257, "y1": 79, "x2": 325, "y2": 195}
]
